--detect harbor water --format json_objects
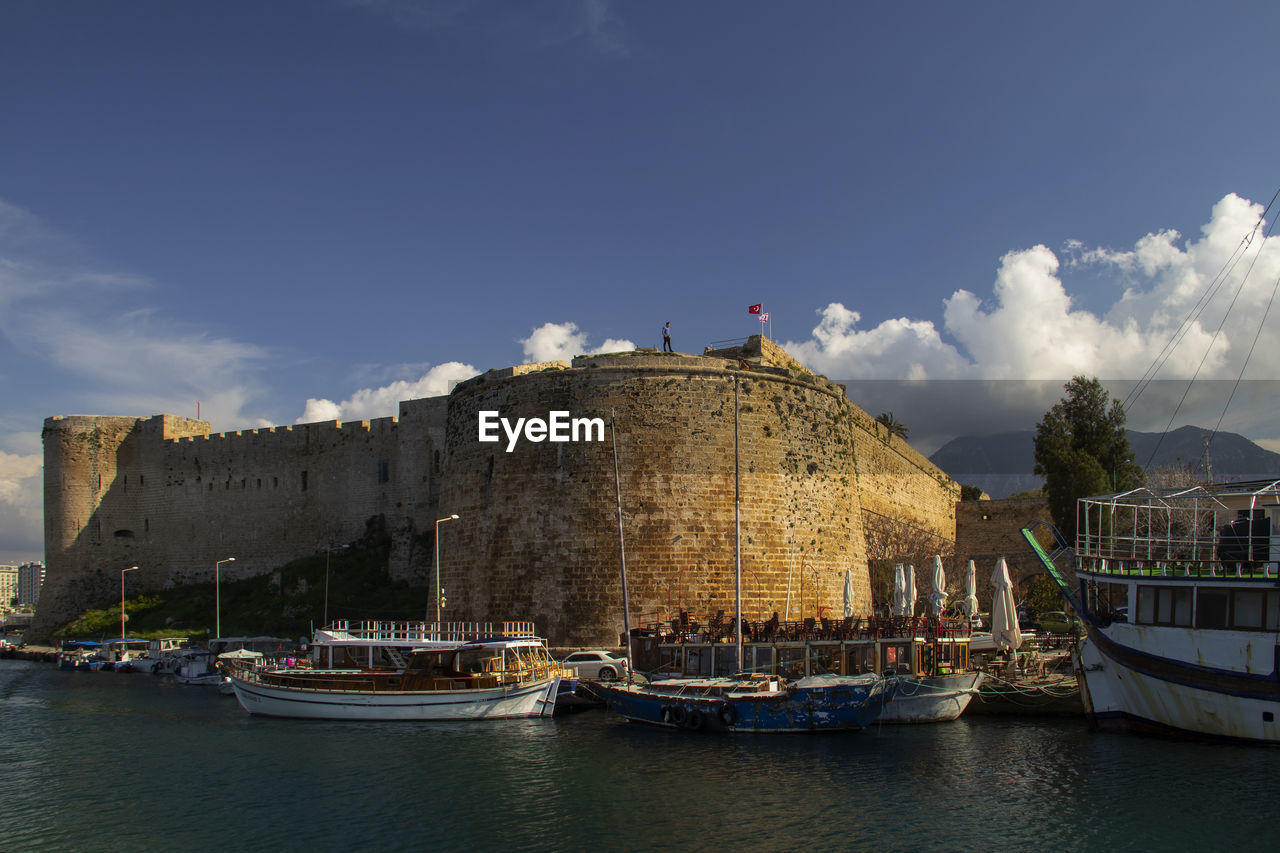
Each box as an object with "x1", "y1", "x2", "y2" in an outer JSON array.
[{"x1": 2, "y1": 659, "x2": 1276, "y2": 852}]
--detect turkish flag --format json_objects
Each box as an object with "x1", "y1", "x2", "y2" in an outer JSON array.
[{"x1": 748, "y1": 304, "x2": 762, "y2": 314}]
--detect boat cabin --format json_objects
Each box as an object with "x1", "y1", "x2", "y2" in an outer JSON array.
[{"x1": 1069, "y1": 482, "x2": 1280, "y2": 634}]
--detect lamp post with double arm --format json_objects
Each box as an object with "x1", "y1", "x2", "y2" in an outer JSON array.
[
  {"x1": 434, "y1": 514, "x2": 459, "y2": 627},
  {"x1": 120, "y1": 565, "x2": 139, "y2": 639},
  {"x1": 215, "y1": 557, "x2": 235, "y2": 638}
]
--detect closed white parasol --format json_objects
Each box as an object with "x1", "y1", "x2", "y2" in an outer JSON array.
[
  {"x1": 928, "y1": 555, "x2": 947, "y2": 616},
  {"x1": 904, "y1": 565, "x2": 917, "y2": 618},
  {"x1": 892, "y1": 564, "x2": 907, "y2": 616},
  {"x1": 843, "y1": 568, "x2": 854, "y2": 619},
  {"x1": 963, "y1": 560, "x2": 980, "y2": 621},
  {"x1": 990, "y1": 556, "x2": 1023, "y2": 657}
]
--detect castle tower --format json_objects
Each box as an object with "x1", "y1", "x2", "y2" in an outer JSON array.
[
  {"x1": 438, "y1": 340, "x2": 896, "y2": 646},
  {"x1": 38, "y1": 414, "x2": 211, "y2": 636}
]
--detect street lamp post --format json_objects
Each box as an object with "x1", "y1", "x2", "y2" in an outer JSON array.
[
  {"x1": 120, "y1": 565, "x2": 139, "y2": 639},
  {"x1": 434, "y1": 514, "x2": 459, "y2": 627},
  {"x1": 215, "y1": 557, "x2": 235, "y2": 638}
]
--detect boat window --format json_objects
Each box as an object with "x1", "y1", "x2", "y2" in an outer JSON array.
[
  {"x1": 1173, "y1": 589, "x2": 1193, "y2": 625},
  {"x1": 810, "y1": 644, "x2": 838, "y2": 675},
  {"x1": 686, "y1": 647, "x2": 712, "y2": 677},
  {"x1": 657, "y1": 647, "x2": 682, "y2": 676},
  {"x1": 1196, "y1": 590, "x2": 1229, "y2": 629},
  {"x1": 1268, "y1": 591, "x2": 1280, "y2": 631},
  {"x1": 845, "y1": 645, "x2": 874, "y2": 675},
  {"x1": 1232, "y1": 590, "x2": 1264, "y2": 629},
  {"x1": 747, "y1": 646, "x2": 773, "y2": 675},
  {"x1": 881, "y1": 643, "x2": 911, "y2": 675},
  {"x1": 1137, "y1": 586, "x2": 1193, "y2": 627},
  {"x1": 1137, "y1": 587, "x2": 1156, "y2": 624},
  {"x1": 778, "y1": 647, "x2": 806, "y2": 679},
  {"x1": 713, "y1": 646, "x2": 740, "y2": 677}
]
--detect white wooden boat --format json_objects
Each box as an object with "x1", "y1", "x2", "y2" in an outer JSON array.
[
  {"x1": 880, "y1": 670, "x2": 985, "y2": 723},
  {"x1": 226, "y1": 626, "x2": 560, "y2": 721},
  {"x1": 1023, "y1": 480, "x2": 1280, "y2": 743}
]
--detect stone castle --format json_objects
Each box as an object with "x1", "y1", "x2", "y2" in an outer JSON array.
[{"x1": 37, "y1": 337, "x2": 961, "y2": 645}]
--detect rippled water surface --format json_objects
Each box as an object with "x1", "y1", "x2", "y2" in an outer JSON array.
[{"x1": 2, "y1": 659, "x2": 1276, "y2": 851}]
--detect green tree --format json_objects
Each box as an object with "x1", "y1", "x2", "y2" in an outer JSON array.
[
  {"x1": 959, "y1": 484, "x2": 985, "y2": 501},
  {"x1": 875, "y1": 412, "x2": 909, "y2": 441},
  {"x1": 1034, "y1": 377, "x2": 1142, "y2": 542}
]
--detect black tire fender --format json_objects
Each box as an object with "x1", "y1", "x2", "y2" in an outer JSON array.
[
  {"x1": 718, "y1": 702, "x2": 737, "y2": 727},
  {"x1": 685, "y1": 709, "x2": 705, "y2": 731}
]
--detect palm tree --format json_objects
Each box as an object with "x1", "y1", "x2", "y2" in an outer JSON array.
[{"x1": 876, "y1": 412, "x2": 909, "y2": 441}]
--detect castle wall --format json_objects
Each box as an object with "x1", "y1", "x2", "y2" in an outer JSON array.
[
  {"x1": 954, "y1": 496, "x2": 1052, "y2": 585},
  {"x1": 35, "y1": 339, "x2": 960, "y2": 646},
  {"x1": 850, "y1": 404, "x2": 960, "y2": 538},
  {"x1": 35, "y1": 407, "x2": 448, "y2": 638}
]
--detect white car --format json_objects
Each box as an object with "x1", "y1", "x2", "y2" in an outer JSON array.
[{"x1": 563, "y1": 650, "x2": 629, "y2": 680}]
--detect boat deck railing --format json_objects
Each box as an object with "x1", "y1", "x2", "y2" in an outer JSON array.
[
  {"x1": 321, "y1": 620, "x2": 540, "y2": 643},
  {"x1": 1075, "y1": 487, "x2": 1280, "y2": 580},
  {"x1": 1074, "y1": 556, "x2": 1278, "y2": 581}
]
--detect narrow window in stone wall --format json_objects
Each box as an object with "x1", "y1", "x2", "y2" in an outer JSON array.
[
  {"x1": 208, "y1": 482, "x2": 214, "y2": 492},
  {"x1": 378, "y1": 460, "x2": 389, "y2": 484},
  {"x1": 257, "y1": 479, "x2": 262, "y2": 489},
  {"x1": 273, "y1": 476, "x2": 279, "y2": 488},
  {"x1": 140, "y1": 474, "x2": 144, "y2": 486},
  {"x1": 145, "y1": 519, "x2": 149, "y2": 533},
  {"x1": 434, "y1": 451, "x2": 441, "y2": 474},
  {"x1": 241, "y1": 478, "x2": 246, "y2": 489},
  {"x1": 301, "y1": 471, "x2": 309, "y2": 491}
]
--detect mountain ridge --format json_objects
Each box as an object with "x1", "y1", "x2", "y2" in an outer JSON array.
[{"x1": 929, "y1": 425, "x2": 1280, "y2": 498}]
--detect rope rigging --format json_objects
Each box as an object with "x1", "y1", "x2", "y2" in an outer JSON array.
[{"x1": 1119, "y1": 186, "x2": 1280, "y2": 476}]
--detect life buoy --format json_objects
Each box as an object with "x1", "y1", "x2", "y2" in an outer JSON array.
[
  {"x1": 668, "y1": 705, "x2": 688, "y2": 726},
  {"x1": 718, "y1": 702, "x2": 737, "y2": 727},
  {"x1": 685, "y1": 709, "x2": 705, "y2": 731}
]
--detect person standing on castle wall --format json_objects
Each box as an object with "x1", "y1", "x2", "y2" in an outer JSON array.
[{"x1": 662, "y1": 322, "x2": 673, "y2": 352}]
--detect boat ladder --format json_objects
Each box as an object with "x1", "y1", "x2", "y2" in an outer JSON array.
[{"x1": 385, "y1": 647, "x2": 409, "y2": 669}]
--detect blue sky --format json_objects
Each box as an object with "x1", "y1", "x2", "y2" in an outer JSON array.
[{"x1": 5, "y1": 0, "x2": 1280, "y2": 562}]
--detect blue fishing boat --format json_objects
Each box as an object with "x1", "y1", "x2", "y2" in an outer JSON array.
[{"x1": 592, "y1": 672, "x2": 896, "y2": 733}]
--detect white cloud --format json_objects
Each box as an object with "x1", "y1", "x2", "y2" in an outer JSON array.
[
  {"x1": 520, "y1": 321, "x2": 634, "y2": 363},
  {"x1": 296, "y1": 361, "x2": 480, "y2": 424},
  {"x1": 0, "y1": 447, "x2": 42, "y2": 561},
  {"x1": 786, "y1": 193, "x2": 1280, "y2": 384}
]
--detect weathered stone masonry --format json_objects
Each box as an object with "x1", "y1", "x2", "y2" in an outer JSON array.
[{"x1": 37, "y1": 338, "x2": 959, "y2": 645}]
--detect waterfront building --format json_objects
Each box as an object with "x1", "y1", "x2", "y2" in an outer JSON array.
[
  {"x1": 17, "y1": 562, "x2": 45, "y2": 608},
  {"x1": 0, "y1": 565, "x2": 17, "y2": 612}
]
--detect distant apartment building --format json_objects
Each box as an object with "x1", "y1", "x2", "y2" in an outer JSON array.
[
  {"x1": 17, "y1": 562, "x2": 45, "y2": 608},
  {"x1": 0, "y1": 565, "x2": 17, "y2": 611}
]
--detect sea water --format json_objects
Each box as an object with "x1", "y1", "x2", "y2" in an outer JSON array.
[{"x1": 1, "y1": 659, "x2": 1275, "y2": 852}]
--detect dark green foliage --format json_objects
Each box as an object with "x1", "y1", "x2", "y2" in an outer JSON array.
[
  {"x1": 960, "y1": 484, "x2": 985, "y2": 501},
  {"x1": 54, "y1": 515, "x2": 431, "y2": 641},
  {"x1": 1034, "y1": 377, "x2": 1143, "y2": 542},
  {"x1": 1024, "y1": 574, "x2": 1065, "y2": 616}
]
